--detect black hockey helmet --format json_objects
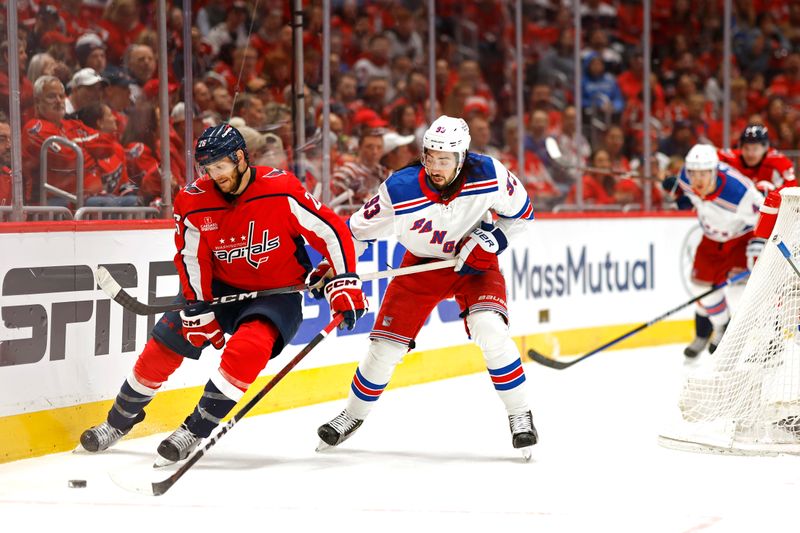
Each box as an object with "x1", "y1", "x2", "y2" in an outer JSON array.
[
  {"x1": 195, "y1": 123, "x2": 249, "y2": 166},
  {"x1": 740, "y1": 124, "x2": 769, "y2": 146}
]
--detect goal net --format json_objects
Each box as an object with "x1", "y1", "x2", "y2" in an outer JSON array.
[{"x1": 659, "y1": 187, "x2": 800, "y2": 455}]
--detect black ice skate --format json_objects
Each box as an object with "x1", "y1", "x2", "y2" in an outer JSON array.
[
  {"x1": 316, "y1": 409, "x2": 363, "y2": 451},
  {"x1": 79, "y1": 412, "x2": 145, "y2": 453},
  {"x1": 683, "y1": 336, "x2": 710, "y2": 358},
  {"x1": 509, "y1": 411, "x2": 538, "y2": 461},
  {"x1": 154, "y1": 423, "x2": 202, "y2": 467}
]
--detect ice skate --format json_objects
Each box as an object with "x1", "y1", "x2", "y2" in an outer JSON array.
[
  {"x1": 316, "y1": 409, "x2": 363, "y2": 451},
  {"x1": 708, "y1": 322, "x2": 729, "y2": 354},
  {"x1": 509, "y1": 411, "x2": 538, "y2": 461},
  {"x1": 683, "y1": 336, "x2": 709, "y2": 359},
  {"x1": 154, "y1": 423, "x2": 202, "y2": 467},
  {"x1": 79, "y1": 411, "x2": 144, "y2": 453}
]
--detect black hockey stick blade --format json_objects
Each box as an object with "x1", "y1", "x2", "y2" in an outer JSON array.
[
  {"x1": 527, "y1": 270, "x2": 751, "y2": 370},
  {"x1": 527, "y1": 348, "x2": 573, "y2": 370},
  {"x1": 95, "y1": 266, "x2": 307, "y2": 315},
  {"x1": 110, "y1": 315, "x2": 343, "y2": 496}
]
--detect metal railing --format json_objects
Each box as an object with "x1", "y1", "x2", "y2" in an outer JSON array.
[
  {"x1": 40, "y1": 136, "x2": 84, "y2": 208},
  {"x1": 74, "y1": 207, "x2": 161, "y2": 220},
  {"x1": 0, "y1": 205, "x2": 73, "y2": 221}
]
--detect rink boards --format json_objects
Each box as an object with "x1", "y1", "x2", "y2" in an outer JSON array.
[{"x1": 0, "y1": 213, "x2": 697, "y2": 462}]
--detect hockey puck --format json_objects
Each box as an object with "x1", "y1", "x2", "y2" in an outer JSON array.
[{"x1": 68, "y1": 479, "x2": 87, "y2": 488}]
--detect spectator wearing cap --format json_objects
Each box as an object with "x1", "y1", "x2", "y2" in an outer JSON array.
[
  {"x1": 26, "y1": 4, "x2": 62, "y2": 55},
  {"x1": 206, "y1": 1, "x2": 250, "y2": 56},
  {"x1": 331, "y1": 129, "x2": 387, "y2": 214},
  {"x1": 40, "y1": 31, "x2": 75, "y2": 62},
  {"x1": 75, "y1": 33, "x2": 107, "y2": 73},
  {"x1": 123, "y1": 43, "x2": 156, "y2": 103},
  {"x1": 0, "y1": 39, "x2": 34, "y2": 122},
  {"x1": 66, "y1": 68, "x2": 108, "y2": 115},
  {"x1": 22, "y1": 75, "x2": 118, "y2": 205},
  {"x1": 99, "y1": 0, "x2": 146, "y2": 64},
  {"x1": 102, "y1": 66, "x2": 134, "y2": 133},
  {"x1": 381, "y1": 131, "x2": 416, "y2": 171}
]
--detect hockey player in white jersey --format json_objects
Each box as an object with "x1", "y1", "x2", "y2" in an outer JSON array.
[
  {"x1": 674, "y1": 144, "x2": 764, "y2": 358},
  {"x1": 312, "y1": 115, "x2": 538, "y2": 459}
]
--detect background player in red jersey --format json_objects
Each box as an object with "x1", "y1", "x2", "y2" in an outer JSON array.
[
  {"x1": 718, "y1": 125, "x2": 796, "y2": 193},
  {"x1": 79, "y1": 124, "x2": 367, "y2": 465}
]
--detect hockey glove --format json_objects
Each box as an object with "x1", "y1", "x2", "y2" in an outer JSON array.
[
  {"x1": 746, "y1": 238, "x2": 765, "y2": 272},
  {"x1": 454, "y1": 222, "x2": 508, "y2": 275},
  {"x1": 323, "y1": 273, "x2": 368, "y2": 330},
  {"x1": 306, "y1": 260, "x2": 334, "y2": 299},
  {"x1": 180, "y1": 301, "x2": 225, "y2": 349}
]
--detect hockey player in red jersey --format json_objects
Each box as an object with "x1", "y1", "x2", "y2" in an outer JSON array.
[
  {"x1": 79, "y1": 124, "x2": 367, "y2": 465},
  {"x1": 313, "y1": 116, "x2": 538, "y2": 459},
  {"x1": 718, "y1": 125, "x2": 796, "y2": 192}
]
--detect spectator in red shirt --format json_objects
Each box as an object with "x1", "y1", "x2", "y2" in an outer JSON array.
[
  {"x1": 99, "y1": 0, "x2": 146, "y2": 64},
  {"x1": 22, "y1": 75, "x2": 117, "y2": 205},
  {"x1": 0, "y1": 117, "x2": 11, "y2": 206},
  {"x1": 0, "y1": 39, "x2": 34, "y2": 122}
]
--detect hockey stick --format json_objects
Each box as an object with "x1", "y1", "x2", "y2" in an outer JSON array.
[
  {"x1": 544, "y1": 137, "x2": 655, "y2": 180},
  {"x1": 527, "y1": 270, "x2": 751, "y2": 370},
  {"x1": 775, "y1": 236, "x2": 800, "y2": 279},
  {"x1": 96, "y1": 259, "x2": 457, "y2": 316},
  {"x1": 110, "y1": 314, "x2": 344, "y2": 496}
]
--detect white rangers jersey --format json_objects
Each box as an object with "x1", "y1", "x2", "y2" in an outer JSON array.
[
  {"x1": 677, "y1": 162, "x2": 764, "y2": 242},
  {"x1": 348, "y1": 153, "x2": 535, "y2": 259}
]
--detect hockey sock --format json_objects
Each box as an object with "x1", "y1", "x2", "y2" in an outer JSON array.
[
  {"x1": 107, "y1": 339, "x2": 184, "y2": 430},
  {"x1": 346, "y1": 339, "x2": 407, "y2": 419},
  {"x1": 694, "y1": 311, "x2": 713, "y2": 339},
  {"x1": 467, "y1": 311, "x2": 529, "y2": 415},
  {"x1": 699, "y1": 295, "x2": 730, "y2": 329},
  {"x1": 186, "y1": 319, "x2": 279, "y2": 438}
]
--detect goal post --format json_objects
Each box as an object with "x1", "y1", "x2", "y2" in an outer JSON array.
[{"x1": 659, "y1": 187, "x2": 800, "y2": 456}]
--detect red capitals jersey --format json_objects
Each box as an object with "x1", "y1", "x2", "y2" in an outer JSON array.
[
  {"x1": 718, "y1": 148, "x2": 796, "y2": 191},
  {"x1": 22, "y1": 117, "x2": 117, "y2": 200},
  {"x1": 173, "y1": 166, "x2": 356, "y2": 302}
]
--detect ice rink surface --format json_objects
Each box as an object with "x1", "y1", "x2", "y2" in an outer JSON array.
[{"x1": 2, "y1": 343, "x2": 798, "y2": 533}]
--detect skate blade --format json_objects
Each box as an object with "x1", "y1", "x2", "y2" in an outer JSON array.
[
  {"x1": 152, "y1": 455, "x2": 176, "y2": 469},
  {"x1": 315, "y1": 439, "x2": 333, "y2": 452},
  {"x1": 520, "y1": 446, "x2": 534, "y2": 462}
]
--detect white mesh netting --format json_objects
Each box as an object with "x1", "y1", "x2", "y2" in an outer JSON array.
[{"x1": 659, "y1": 187, "x2": 800, "y2": 455}]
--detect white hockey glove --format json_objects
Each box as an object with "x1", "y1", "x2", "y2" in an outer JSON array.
[
  {"x1": 455, "y1": 222, "x2": 508, "y2": 275},
  {"x1": 746, "y1": 238, "x2": 765, "y2": 272}
]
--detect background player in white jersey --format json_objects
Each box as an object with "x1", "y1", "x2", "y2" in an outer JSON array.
[
  {"x1": 310, "y1": 115, "x2": 538, "y2": 459},
  {"x1": 672, "y1": 144, "x2": 764, "y2": 358}
]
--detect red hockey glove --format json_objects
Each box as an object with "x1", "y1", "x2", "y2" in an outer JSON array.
[
  {"x1": 180, "y1": 301, "x2": 225, "y2": 349},
  {"x1": 323, "y1": 273, "x2": 368, "y2": 330},
  {"x1": 454, "y1": 222, "x2": 508, "y2": 275},
  {"x1": 306, "y1": 260, "x2": 334, "y2": 299}
]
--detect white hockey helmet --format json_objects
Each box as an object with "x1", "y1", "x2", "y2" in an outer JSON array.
[
  {"x1": 684, "y1": 144, "x2": 718, "y2": 171},
  {"x1": 422, "y1": 115, "x2": 471, "y2": 178}
]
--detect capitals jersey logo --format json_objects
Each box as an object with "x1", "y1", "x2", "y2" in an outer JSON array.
[{"x1": 213, "y1": 220, "x2": 280, "y2": 268}]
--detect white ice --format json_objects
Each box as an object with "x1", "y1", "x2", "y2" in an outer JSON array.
[{"x1": 1, "y1": 343, "x2": 798, "y2": 533}]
